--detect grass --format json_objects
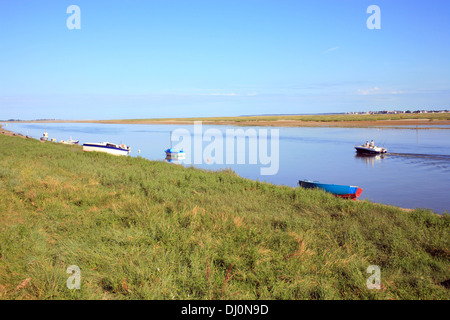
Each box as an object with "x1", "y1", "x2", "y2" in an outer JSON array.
[
  {"x1": 97, "y1": 112, "x2": 450, "y2": 124},
  {"x1": 0, "y1": 134, "x2": 449, "y2": 300}
]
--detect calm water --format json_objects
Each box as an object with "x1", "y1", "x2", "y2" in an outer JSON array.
[{"x1": 4, "y1": 122, "x2": 450, "y2": 214}]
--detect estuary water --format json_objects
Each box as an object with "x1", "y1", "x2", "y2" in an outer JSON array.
[{"x1": 4, "y1": 122, "x2": 450, "y2": 214}]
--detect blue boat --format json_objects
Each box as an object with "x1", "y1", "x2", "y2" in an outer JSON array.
[
  {"x1": 165, "y1": 131, "x2": 185, "y2": 160},
  {"x1": 298, "y1": 179, "x2": 363, "y2": 200},
  {"x1": 165, "y1": 148, "x2": 185, "y2": 159}
]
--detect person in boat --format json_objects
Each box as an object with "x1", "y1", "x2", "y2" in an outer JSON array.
[
  {"x1": 370, "y1": 140, "x2": 375, "y2": 148},
  {"x1": 364, "y1": 141, "x2": 369, "y2": 147}
]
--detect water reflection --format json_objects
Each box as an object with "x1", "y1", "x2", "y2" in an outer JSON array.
[
  {"x1": 165, "y1": 156, "x2": 184, "y2": 164},
  {"x1": 354, "y1": 153, "x2": 386, "y2": 167}
]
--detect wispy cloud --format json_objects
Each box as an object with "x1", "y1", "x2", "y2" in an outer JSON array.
[
  {"x1": 208, "y1": 93, "x2": 238, "y2": 96},
  {"x1": 357, "y1": 87, "x2": 381, "y2": 95},
  {"x1": 357, "y1": 87, "x2": 406, "y2": 96},
  {"x1": 326, "y1": 46, "x2": 339, "y2": 52},
  {"x1": 199, "y1": 92, "x2": 259, "y2": 97}
]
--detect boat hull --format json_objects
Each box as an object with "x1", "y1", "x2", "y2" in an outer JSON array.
[
  {"x1": 355, "y1": 146, "x2": 387, "y2": 154},
  {"x1": 165, "y1": 148, "x2": 185, "y2": 159},
  {"x1": 299, "y1": 180, "x2": 363, "y2": 200},
  {"x1": 61, "y1": 140, "x2": 79, "y2": 145},
  {"x1": 83, "y1": 143, "x2": 130, "y2": 156}
]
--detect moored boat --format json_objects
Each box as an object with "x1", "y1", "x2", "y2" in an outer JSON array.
[
  {"x1": 83, "y1": 142, "x2": 130, "y2": 156},
  {"x1": 298, "y1": 179, "x2": 363, "y2": 200},
  {"x1": 165, "y1": 156, "x2": 182, "y2": 164},
  {"x1": 164, "y1": 131, "x2": 185, "y2": 159},
  {"x1": 164, "y1": 148, "x2": 186, "y2": 159},
  {"x1": 40, "y1": 131, "x2": 48, "y2": 141}
]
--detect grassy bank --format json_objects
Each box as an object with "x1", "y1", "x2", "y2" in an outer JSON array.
[{"x1": 0, "y1": 134, "x2": 448, "y2": 300}]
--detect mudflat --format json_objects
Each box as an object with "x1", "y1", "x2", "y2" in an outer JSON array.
[{"x1": 5, "y1": 116, "x2": 450, "y2": 128}]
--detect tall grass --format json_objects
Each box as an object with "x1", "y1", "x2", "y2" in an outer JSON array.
[{"x1": 0, "y1": 134, "x2": 448, "y2": 300}]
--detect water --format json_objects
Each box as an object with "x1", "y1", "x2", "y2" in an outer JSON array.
[{"x1": 4, "y1": 122, "x2": 450, "y2": 214}]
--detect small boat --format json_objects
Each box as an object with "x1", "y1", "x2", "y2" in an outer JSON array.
[
  {"x1": 164, "y1": 131, "x2": 185, "y2": 159},
  {"x1": 40, "y1": 131, "x2": 48, "y2": 141},
  {"x1": 83, "y1": 142, "x2": 130, "y2": 156},
  {"x1": 165, "y1": 148, "x2": 186, "y2": 159},
  {"x1": 355, "y1": 141, "x2": 387, "y2": 154},
  {"x1": 165, "y1": 156, "x2": 182, "y2": 164},
  {"x1": 298, "y1": 179, "x2": 363, "y2": 200},
  {"x1": 60, "y1": 137, "x2": 79, "y2": 145}
]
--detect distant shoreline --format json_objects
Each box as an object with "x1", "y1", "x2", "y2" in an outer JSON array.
[{"x1": 4, "y1": 114, "x2": 450, "y2": 128}]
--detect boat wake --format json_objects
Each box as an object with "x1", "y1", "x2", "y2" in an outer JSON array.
[
  {"x1": 386, "y1": 152, "x2": 450, "y2": 173},
  {"x1": 387, "y1": 152, "x2": 450, "y2": 161}
]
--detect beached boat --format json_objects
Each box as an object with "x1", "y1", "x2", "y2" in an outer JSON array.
[
  {"x1": 82, "y1": 142, "x2": 130, "y2": 156},
  {"x1": 298, "y1": 179, "x2": 363, "y2": 200},
  {"x1": 355, "y1": 141, "x2": 387, "y2": 154},
  {"x1": 40, "y1": 131, "x2": 48, "y2": 141},
  {"x1": 60, "y1": 137, "x2": 79, "y2": 145}
]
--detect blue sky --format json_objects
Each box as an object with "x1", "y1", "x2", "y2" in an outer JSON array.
[{"x1": 1, "y1": 0, "x2": 449, "y2": 120}]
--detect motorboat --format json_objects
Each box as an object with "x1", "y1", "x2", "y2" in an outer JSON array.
[
  {"x1": 355, "y1": 141, "x2": 387, "y2": 154},
  {"x1": 82, "y1": 142, "x2": 130, "y2": 156}
]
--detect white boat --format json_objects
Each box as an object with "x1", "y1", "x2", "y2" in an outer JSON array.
[
  {"x1": 40, "y1": 131, "x2": 48, "y2": 141},
  {"x1": 355, "y1": 141, "x2": 387, "y2": 154},
  {"x1": 60, "y1": 137, "x2": 79, "y2": 145},
  {"x1": 83, "y1": 142, "x2": 130, "y2": 156}
]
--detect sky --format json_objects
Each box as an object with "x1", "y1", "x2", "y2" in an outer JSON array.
[{"x1": 0, "y1": 0, "x2": 449, "y2": 120}]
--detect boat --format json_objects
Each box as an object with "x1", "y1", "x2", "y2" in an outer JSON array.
[
  {"x1": 355, "y1": 141, "x2": 387, "y2": 155},
  {"x1": 165, "y1": 148, "x2": 186, "y2": 159},
  {"x1": 60, "y1": 137, "x2": 79, "y2": 145},
  {"x1": 82, "y1": 142, "x2": 130, "y2": 156},
  {"x1": 164, "y1": 131, "x2": 185, "y2": 159},
  {"x1": 40, "y1": 131, "x2": 48, "y2": 141},
  {"x1": 298, "y1": 179, "x2": 363, "y2": 200},
  {"x1": 165, "y1": 156, "x2": 182, "y2": 164}
]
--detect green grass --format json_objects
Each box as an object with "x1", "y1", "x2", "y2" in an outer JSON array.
[{"x1": 0, "y1": 134, "x2": 449, "y2": 300}]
